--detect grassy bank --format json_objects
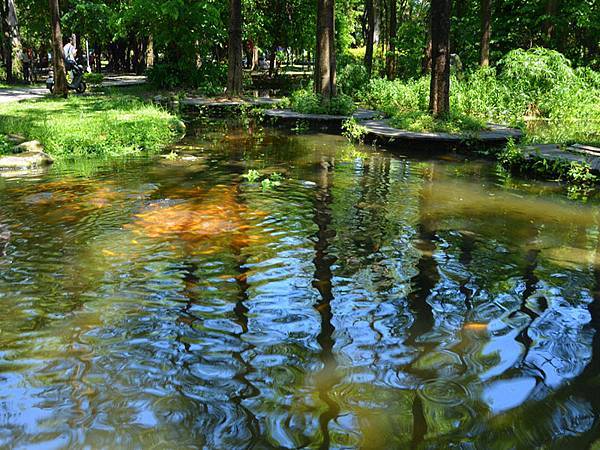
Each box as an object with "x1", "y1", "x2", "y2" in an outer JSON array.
[
  {"x1": 341, "y1": 48, "x2": 600, "y2": 145},
  {"x1": 0, "y1": 91, "x2": 180, "y2": 159}
]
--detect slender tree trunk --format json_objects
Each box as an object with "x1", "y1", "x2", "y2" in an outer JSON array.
[
  {"x1": 429, "y1": 0, "x2": 451, "y2": 117},
  {"x1": 49, "y1": 0, "x2": 68, "y2": 96},
  {"x1": 542, "y1": 0, "x2": 559, "y2": 42},
  {"x1": 315, "y1": 0, "x2": 336, "y2": 99},
  {"x1": 480, "y1": 0, "x2": 491, "y2": 66},
  {"x1": 1, "y1": 0, "x2": 22, "y2": 83},
  {"x1": 422, "y1": 9, "x2": 432, "y2": 74},
  {"x1": 386, "y1": 0, "x2": 397, "y2": 80},
  {"x1": 252, "y1": 45, "x2": 259, "y2": 71},
  {"x1": 364, "y1": 0, "x2": 375, "y2": 76},
  {"x1": 226, "y1": 0, "x2": 243, "y2": 97},
  {"x1": 269, "y1": 45, "x2": 276, "y2": 77},
  {"x1": 146, "y1": 36, "x2": 154, "y2": 68}
]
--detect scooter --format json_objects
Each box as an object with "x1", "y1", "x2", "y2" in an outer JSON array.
[{"x1": 46, "y1": 61, "x2": 87, "y2": 94}]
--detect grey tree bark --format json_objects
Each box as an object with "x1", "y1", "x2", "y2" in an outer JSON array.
[
  {"x1": 315, "y1": 0, "x2": 336, "y2": 99},
  {"x1": 49, "y1": 0, "x2": 68, "y2": 97},
  {"x1": 226, "y1": 0, "x2": 243, "y2": 97},
  {"x1": 480, "y1": 0, "x2": 491, "y2": 66},
  {"x1": 429, "y1": 0, "x2": 451, "y2": 117}
]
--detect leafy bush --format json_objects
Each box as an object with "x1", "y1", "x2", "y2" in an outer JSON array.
[
  {"x1": 148, "y1": 62, "x2": 227, "y2": 91},
  {"x1": 0, "y1": 135, "x2": 12, "y2": 155},
  {"x1": 338, "y1": 63, "x2": 369, "y2": 98},
  {"x1": 83, "y1": 72, "x2": 104, "y2": 86},
  {"x1": 289, "y1": 88, "x2": 356, "y2": 116}
]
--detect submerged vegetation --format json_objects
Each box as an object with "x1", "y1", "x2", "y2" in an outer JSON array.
[{"x1": 0, "y1": 93, "x2": 179, "y2": 158}]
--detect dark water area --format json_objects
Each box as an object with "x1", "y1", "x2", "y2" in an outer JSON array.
[{"x1": 1, "y1": 124, "x2": 600, "y2": 449}]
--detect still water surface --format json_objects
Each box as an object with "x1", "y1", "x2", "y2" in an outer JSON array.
[{"x1": 1, "y1": 125, "x2": 600, "y2": 448}]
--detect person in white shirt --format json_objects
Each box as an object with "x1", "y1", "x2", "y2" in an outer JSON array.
[{"x1": 63, "y1": 35, "x2": 77, "y2": 81}]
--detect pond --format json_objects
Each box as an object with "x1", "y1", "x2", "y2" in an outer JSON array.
[{"x1": 0, "y1": 124, "x2": 599, "y2": 448}]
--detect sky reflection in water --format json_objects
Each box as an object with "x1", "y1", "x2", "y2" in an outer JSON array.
[{"x1": 0, "y1": 126, "x2": 599, "y2": 448}]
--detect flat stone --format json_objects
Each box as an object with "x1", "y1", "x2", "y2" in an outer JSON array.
[
  {"x1": 524, "y1": 144, "x2": 600, "y2": 172},
  {"x1": 264, "y1": 108, "x2": 378, "y2": 122},
  {"x1": 181, "y1": 97, "x2": 283, "y2": 108},
  {"x1": 5, "y1": 134, "x2": 26, "y2": 144},
  {"x1": 14, "y1": 140, "x2": 45, "y2": 154},
  {"x1": 0, "y1": 150, "x2": 54, "y2": 170},
  {"x1": 360, "y1": 119, "x2": 523, "y2": 144}
]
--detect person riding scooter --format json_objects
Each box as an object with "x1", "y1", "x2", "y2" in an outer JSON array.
[{"x1": 46, "y1": 35, "x2": 87, "y2": 94}]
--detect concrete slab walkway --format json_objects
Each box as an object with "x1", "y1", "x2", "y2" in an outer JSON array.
[{"x1": 0, "y1": 75, "x2": 146, "y2": 104}]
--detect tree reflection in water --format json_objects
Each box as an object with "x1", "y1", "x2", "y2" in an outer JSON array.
[{"x1": 0, "y1": 128, "x2": 600, "y2": 448}]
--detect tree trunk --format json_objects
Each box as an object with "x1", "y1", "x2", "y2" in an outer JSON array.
[
  {"x1": 480, "y1": 0, "x2": 491, "y2": 66},
  {"x1": 49, "y1": 0, "x2": 68, "y2": 97},
  {"x1": 422, "y1": 9, "x2": 432, "y2": 74},
  {"x1": 429, "y1": 0, "x2": 451, "y2": 117},
  {"x1": 146, "y1": 36, "x2": 154, "y2": 68},
  {"x1": 386, "y1": 0, "x2": 397, "y2": 80},
  {"x1": 226, "y1": 0, "x2": 243, "y2": 97},
  {"x1": 364, "y1": 0, "x2": 375, "y2": 76},
  {"x1": 315, "y1": 0, "x2": 336, "y2": 99},
  {"x1": 1, "y1": 0, "x2": 22, "y2": 83},
  {"x1": 542, "y1": 0, "x2": 559, "y2": 42}
]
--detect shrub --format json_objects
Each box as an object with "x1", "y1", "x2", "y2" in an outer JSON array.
[
  {"x1": 83, "y1": 72, "x2": 104, "y2": 86},
  {"x1": 147, "y1": 62, "x2": 227, "y2": 91},
  {"x1": 289, "y1": 88, "x2": 356, "y2": 116},
  {"x1": 337, "y1": 63, "x2": 369, "y2": 98}
]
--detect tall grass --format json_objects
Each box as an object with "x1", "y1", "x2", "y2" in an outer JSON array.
[
  {"x1": 358, "y1": 48, "x2": 600, "y2": 144},
  {"x1": 0, "y1": 93, "x2": 179, "y2": 158}
]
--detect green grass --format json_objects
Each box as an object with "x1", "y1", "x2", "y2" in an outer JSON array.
[
  {"x1": 358, "y1": 48, "x2": 600, "y2": 145},
  {"x1": 0, "y1": 92, "x2": 179, "y2": 159}
]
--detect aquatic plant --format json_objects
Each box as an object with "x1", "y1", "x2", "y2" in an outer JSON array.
[
  {"x1": 242, "y1": 169, "x2": 261, "y2": 183},
  {"x1": 342, "y1": 118, "x2": 368, "y2": 143}
]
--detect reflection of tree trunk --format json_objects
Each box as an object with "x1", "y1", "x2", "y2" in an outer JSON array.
[
  {"x1": 312, "y1": 158, "x2": 339, "y2": 450},
  {"x1": 480, "y1": 0, "x2": 491, "y2": 66},
  {"x1": 458, "y1": 232, "x2": 475, "y2": 310},
  {"x1": 429, "y1": 0, "x2": 451, "y2": 117},
  {"x1": 410, "y1": 392, "x2": 427, "y2": 450},
  {"x1": 405, "y1": 172, "x2": 437, "y2": 350},
  {"x1": 230, "y1": 183, "x2": 260, "y2": 445}
]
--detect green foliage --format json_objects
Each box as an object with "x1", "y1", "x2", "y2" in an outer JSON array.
[
  {"x1": 0, "y1": 94, "x2": 177, "y2": 159},
  {"x1": 337, "y1": 63, "x2": 369, "y2": 98},
  {"x1": 498, "y1": 139, "x2": 524, "y2": 169},
  {"x1": 0, "y1": 135, "x2": 12, "y2": 155},
  {"x1": 289, "y1": 88, "x2": 356, "y2": 116},
  {"x1": 147, "y1": 62, "x2": 227, "y2": 91},
  {"x1": 242, "y1": 169, "x2": 261, "y2": 182},
  {"x1": 566, "y1": 161, "x2": 597, "y2": 185},
  {"x1": 360, "y1": 49, "x2": 600, "y2": 144},
  {"x1": 242, "y1": 169, "x2": 284, "y2": 190},
  {"x1": 342, "y1": 118, "x2": 367, "y2": 142},
  {"x1": 83, "y1": 72, "x2": 104, "y2": 86}
]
